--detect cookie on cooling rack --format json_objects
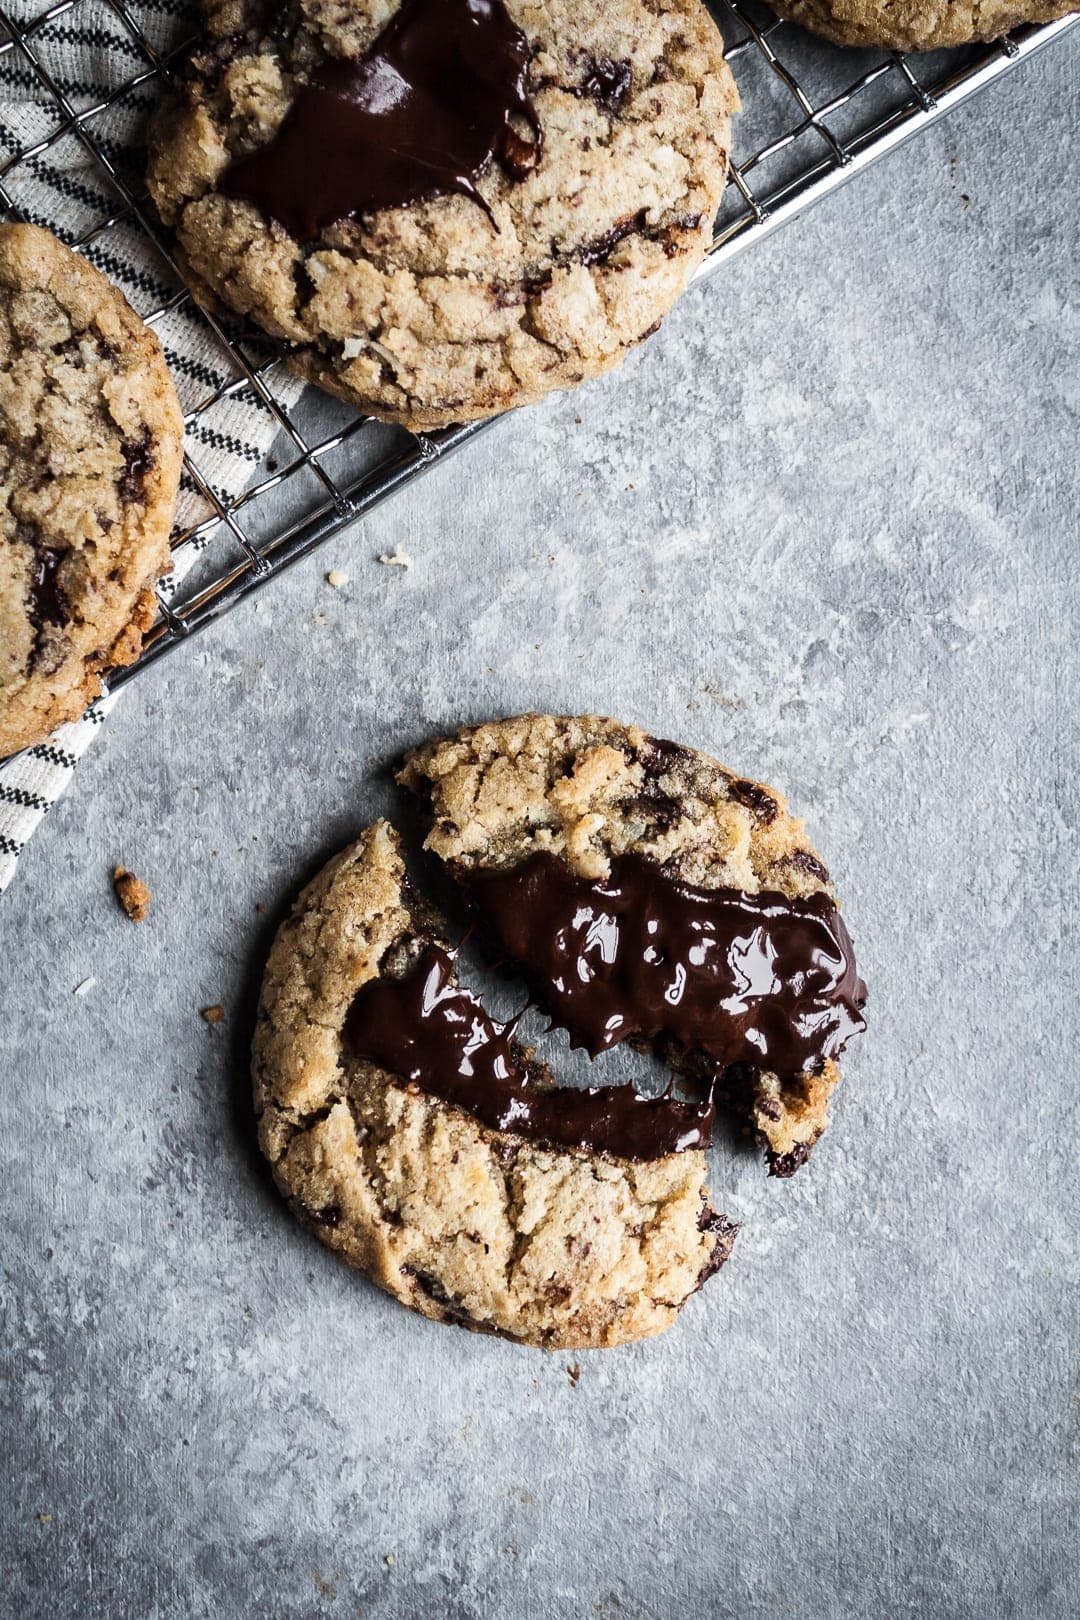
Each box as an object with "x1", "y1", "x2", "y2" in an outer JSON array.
[
  {"x1": 399, "y1": 714, "x2": 867, "y2": 1177},
  {"x1": 0, "y1": 224, "x2": 183, "y2": 758},
  {"x1": 766, "y1": 0, "x2": 1074, "y2": 51},
  {"x1": 147, "y1": 0, "x2": 738, "y2": 430},
  {"x1": 253, "y1": 820, "x2": 736, "y2": 1349}
]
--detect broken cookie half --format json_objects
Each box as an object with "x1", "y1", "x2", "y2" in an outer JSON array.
[
  {"x1": 399, "y1": 713, "x2": 867, "y2": 1177},
  {"x1": 254, "y1": 821, "x2": 735, "y2": 1349}
]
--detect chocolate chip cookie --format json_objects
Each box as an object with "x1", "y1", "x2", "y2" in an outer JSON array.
[
  {"x1": 254, "y1": 821, "x2": 737, "y2": 1348},
  {"x1": 768, "y1": 0, "x2": 1073, "y2": 51},
  {"x1": 147, "y1": 0, "x2": 738, "y2": 429},
  {"x1": 399, "y1": 714, "x2": 867, "y2": 1176},
  {"x1": 0, "y1": 224, "x2": 184, "y2": 758}
]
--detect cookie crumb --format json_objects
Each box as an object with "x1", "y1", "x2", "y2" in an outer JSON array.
[
  {"x1": 113, "y1": 866, "x2": 151, "y2": 922},
  {"x1": 384, "y1": 1554, "x2": 396, "y2": 1568},
  {"x1": 255, "y1": 901, "x2": 267, "y2": 914},
  {"x1": 698, "y1": 682, "x2": 744, "y2": 711},
  {"x1": 73, "y1": 976, "x2": 96, "y2": 997},
  {"x1": 377, "y1": 548, "x2": 412, "y2": 570},
  {"x1": 37, "y1": 1513, "x2": 52, "y2": 1525},
  {"x1": 566, "y1": 1363, "x2": 581, "y2": 1388},
  {"x1": 326, "y1": 568, "x2": 349, "y2": 588},
  {"x1": 312, "y1": 1571, "x2": 335, "y2": 1598},
  {"x1": 201, "y1": 1004, "x2": 226, "y2": 1024}
]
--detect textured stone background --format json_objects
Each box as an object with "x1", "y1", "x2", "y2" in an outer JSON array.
[{"x1": 2, "y1": 26, "x2": 1079, "y2": 1620}]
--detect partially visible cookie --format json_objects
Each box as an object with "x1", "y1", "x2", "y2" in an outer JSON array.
[
  {"x1": 399, "y1": 714, "x2": 867, "y2": 1174},
  {"x1": 767, "y1": 0, "x2": 1072, "y2": 51},
  {"x1": 0, "y1": 224, "x2": 184, "y2": 757},
  {"x1": 253, "y1": 821, "x2": 736, "y2": 1349},
  {"x1": 147, "y1": 0, "x2": 738, "y2": 429}
]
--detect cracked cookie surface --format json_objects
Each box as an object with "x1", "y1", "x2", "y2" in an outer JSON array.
[
  {"x1": 253, "y1": 820, "x2": 736, "y2": 1349},
  {"x1": 0, "y1": 224, "x2": 184, "y2": 758},
  {"x1": 767, "y1": 0, "x2": 1073, "y2": 50},
  {"x1": 147, "y1": 0, "x2": 738, "y2": 429},
  {"x1": 400, "y1": 713, "x2": 859, "y2": 1172}
]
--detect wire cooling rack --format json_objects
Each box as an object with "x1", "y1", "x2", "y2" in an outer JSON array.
[{"x1": 1, "y1": 0, "x2": 1076, "y2": 690}]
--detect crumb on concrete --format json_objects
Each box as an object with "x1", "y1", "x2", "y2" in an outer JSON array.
[
  {"x1": 384, "y1": 1554, "x2": 395, "y2": 1567},
  {"x1": 201, "y1": 1005, "x2": 226, "y2": 1024},
  {"x1": 698, "y1": 682, "x2": 744, "y2": 711},
  {"x1": 326, "y1": 568, "x2": 349, "y2": 588},
  {"x1": 73, "y1": 976, "x2": 95, "y2": 997},
  {"x1": 255, "y1": 901, "x2": 267, "y2": 914},
  {"x1": 567, "y1": 1363, "x2": 581, "y2": 1388},
  {"x1": 376, "y1": 548, "x2": 413, "y2": 570},
  {"x1": 113, "y1": 866, "x2": 151, "y2": 923},
  {"x1": 312, "y1": 1570, "x2": 335, "y2": 1598},
  {"x1": 37, "y1": 1514, "x2": 52, "y2": 1525}
]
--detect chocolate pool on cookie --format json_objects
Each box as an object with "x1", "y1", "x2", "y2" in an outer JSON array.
[{"x1": 148, "y1": 0, "x2": 738, "y2": 429}]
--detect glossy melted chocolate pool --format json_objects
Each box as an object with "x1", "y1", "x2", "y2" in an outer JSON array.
[
  {"x1": 464, "y1": 852, "x2": 867, "y2": 1083},
  {"x1": 223, "y1": 0, "x2": 541, "y2": 240},
  {"x1": 343, "y1": 850, "x2": 866, "y2": 1161},
  {"x1": 344, "y1": 943, "x2": 714, "y2": 1160}
]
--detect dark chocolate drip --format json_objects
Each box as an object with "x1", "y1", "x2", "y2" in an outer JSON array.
[
  {"x1": 464, "y1": 853, "x2": 867, "y2": 1082},
  {"x1": 222, "y1": 0, "x2": 541, "y2": 242},
  {"x1": 343, "y1": 943, "x2": 713, "y2": 1160}
]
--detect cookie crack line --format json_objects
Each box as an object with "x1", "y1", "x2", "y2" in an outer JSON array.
[{"x1": 310, "y1": 206, "x2": 707, "y2": 367}]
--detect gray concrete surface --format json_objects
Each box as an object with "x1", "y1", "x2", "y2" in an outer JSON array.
[{"x1": 2, "y1": 31, "x2": 1079, "y2": 1620}]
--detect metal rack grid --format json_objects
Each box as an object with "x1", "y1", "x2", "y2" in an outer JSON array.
[{"x1": 0, "y1": 0, "x2": 1076, "y2": 693}]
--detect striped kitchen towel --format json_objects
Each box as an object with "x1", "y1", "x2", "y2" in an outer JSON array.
[{"x1": 0, "y1": 0, "x2": 301, "y2": 890}]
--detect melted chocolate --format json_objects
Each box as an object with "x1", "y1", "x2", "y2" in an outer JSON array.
[
  {"x1": 465, "y1": 853, "x2": 867, "y2": 1081},
  {"x1": 343, "y1": 943, "x2": 713, "y2": 1159},
  {"x1": 222, "y1": 0, "x2": 541, "y2": 241}
]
